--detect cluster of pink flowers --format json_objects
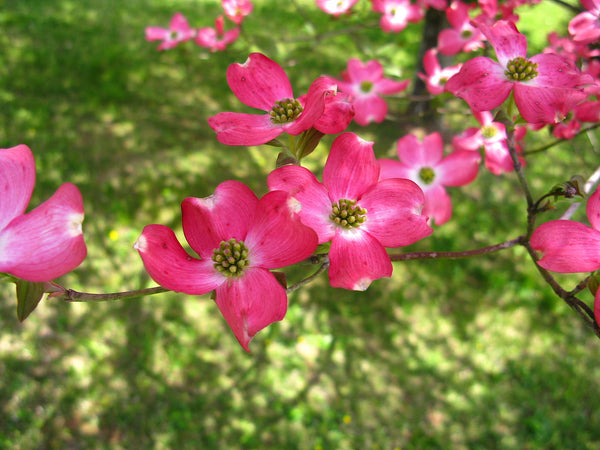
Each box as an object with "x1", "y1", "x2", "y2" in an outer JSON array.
[{"x1": 145, "y1": 1, "x2": 253, "y2": 52}]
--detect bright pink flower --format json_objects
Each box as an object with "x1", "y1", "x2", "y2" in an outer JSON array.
[
  {"x1": 418, "y1": 48, "x2": 462, "y2": 95},
  {"x1": 437, "y1": 1, "x2": 486, "y2": 56},
  {"x1": 336, "y1": 58, "x2": 410, "y2": 126},
  {"x1": 135, "y1": 181, "x2": 318, "y2": 352},
  {"x1": 445, "y1": 18, "x2": 590, "y2": 124},
  {"x1": 316, "y1": 0, "x2": 360, "y2": 16},
  {"x1": 195, "y1": 16, "x2": 240, "y2": 52},
  {"x1": 267, "y1": 132, "x2": 433, "y2": 290},
  {"x1": 145, "y1": 13, "x2": 196, "y2": 51},
  {"x1": 207, "y1": 53, "x2": 337, "y2": 146},
  {"x1": 379, "y1": 132, "x2": 480, "y2": 225},
  {"x1": 222, "y1": 0, "x2": 253, "y2": 25},
  {"x1": 452, "y1": 110, "x2": 520, "y2": 175},
  {"x1": 371, "y1": 0, "x2": 424, "y2": 33},
  {"x1": 0, "y1": 145, "x2": 86, "y2": 282},
  {"x1": 531, "y1": 189, "x2": 600, "y2": 274},
  {"x1": 299, "y1": 86, "x2": 355, "y2": 134},
  {"x1": 568, "y1": 0, "x2": 600, "y2": 44}
]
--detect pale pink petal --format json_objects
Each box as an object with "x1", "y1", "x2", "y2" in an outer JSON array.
[
  {"x1": 267, "y1": 165, "x2": 335, "y2": 244},
  {"x1": 170, "y1": 12, "x2": 192, "y2": 32},
  {"x1": 329, "y1": 229, "x2": 392, "y2": 290},
  {"x1": 195, "y1": 28, "x2": 218, "y2": 49},
  {"x1": 451, "y1": 128, "x2": 482, "y2": 151},
  {"x1": 376, "y1": 78, "x2": 410, "y2": 95},
  {"x1": 423, "y1": 184, "x2": 452, "y2": 226},
  {"x1": 323, "y1": 133, "x2": 380, "y2": 201},
  {"x1": 483, "y1": 140, "x2": 514, "y2": 175},
  {"x1": 207, "y1": 111, "x2": 283, "y2": 146},
  {"x1": 396, "y1": 133, "x2": 443, "y2": 167},
  {"x1": 435, "y1": 149, "x2": 480, "y2": 186},
  {"x1": 145, "y1": 27, "x2": 168, "y2": 41},
  {"x1": 226, "y1": 53, "x2": 293, "y2": 110},
  {"x1": 360, "y1": 178, "x2": 432, "y2": 247},
  {"x1": 346, "y1": 59, "x2": 383, "y2": 82},
  {"x1": 215, "y1": 267, "x2": 287, "y2": 352},
  {"x1": 378, "y1": 158, "x2": 413, "y2": 180},
  {"x1": 0, "y1": 144, "x2": 35, "y2": 230},
  {"x1": 245, "y1": 190, "x2": 318, "y2": 268},
  {"x1": 531, "y1": 220, "x2": 600, "y2": 273},
  {"x1": 587, "y1": 189, "x2": 600, "y2": 232},
  {"x1": 283, "y1": 76, "x2": 337, "y2": 135},
  {"x1": 182, "y1": 180, "x2": 258, "y2": 257},
  {"x1": 134, "y1": 224, "x2": 222, "y2": 294},
  {"x1": 445, "y1": 57, "x2": 513, "y2": 112},
  {"x1": 352, "y1": 94, "x2": 388, "y2": 125},
  {"x1": 0, "y1": 183, "x2": 86, "y2": 282}
]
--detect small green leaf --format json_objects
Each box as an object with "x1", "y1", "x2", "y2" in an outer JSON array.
[{"x1": 16, "y1": 279, "x2": 46, "y2": 322}]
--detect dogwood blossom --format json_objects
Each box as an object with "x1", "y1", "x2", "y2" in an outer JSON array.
[
  {"x1": 371, "y1": 0, "x2": 424, "y2": 33},
  {"x1": 316, "y1": 0, "x2": 360, "y2": 16},
  {"x1": 0, "y1": 145, "x2": 86, "y2": 282},
  {"x1": 437, "y1": 1, "x2": 485, "y2": 56},
  {"x1": 135, "y1": 181, "x2": 318, "y2": 352},
  {"x1": 568, "y1": 0, "x2": 600, "y2": 44},
  {"x1": 222, "y1": 0, "x2": 253, "y2": 25},
  {"x1": 268, "y1": 132, "x2": 432, "y2": 290},
  {"x1": 195, "y1": 16, "x2": 240, "y2": 52},
  {"x1": 379, "y1": 132, "x2": 480, "y2": 225},
  {"x1": 418, "y1": 48, "x2": 462, "y2": 95},
  {"x1": 145, "y1": 13, "x2": 196, "y2": 51}
]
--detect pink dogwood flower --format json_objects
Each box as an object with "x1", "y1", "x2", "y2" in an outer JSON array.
[
  {"x1": 379, "y1": 132, "x2": 480, "y2": 225},
  {"x1": 267, "y1": 132, "x2": 433, "y2": 290},
  {"x1": 0, "y1": 145, "x2": 86, "y2": 282},
  {"x1": 568, "y1": 0, "x2": 600, "y2": 44},
  {"x1": 531, "y1": 189, "x2": 600, "y2": 274},
  {"x1": 222, "y1": 0, "x2": 253, "y2": 25},
  {"x1": 445, "y1": 18, "x2": 590, "y2": 124},
  {"x1": 135, "y1": 180, "x2": 318, "y2": 352},
  {"x1": 316, "y1": 0, "x2": 360, "y2": 16},
  {"x1": 145, "y1": 13, "x2": 196, "y2": 51},
  {"x1": 371, "y1": 0, "x2": 424, "y2": 33},
  {"x1": 418, "y1": 48, "x2": 462, "y2": 95},
  {"x1": 195, "y1": 16, "x2": 240, "y2": 52},
  {"x1": 335, "y1": 58, "x2": 410, "y2": 126},
  {"x1": 207, "y1": 53, "x2": 337, "y2": 146},
  {"x1": 452, "y1": 110, "x2": 521, "y2": 175},
  {"x1": 437, "y1": 1, "x2": 486, "y2": 56}
]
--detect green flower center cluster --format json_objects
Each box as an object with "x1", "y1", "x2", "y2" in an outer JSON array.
[
  {"x1": 330, "y1": 199, "x2": 367, "y2": 229},
  {"x1": 212, "y1": 238, "x2": 249, "y2": 277},
  {"x1": 505, "y1": 56, "x2": 539, "y2": 82},
  {"x1": 481, "y1": 125, "x2": 498, "y2": 139},
  {"x1": 360, "y1": 80, "x2": 374, "y2": 93},
  {"x1": 419, "y1": 167, "x2": 435, "y2": 185},
  {"x1": 270, "y1": 98, "x2": 304, "y2": 124}
]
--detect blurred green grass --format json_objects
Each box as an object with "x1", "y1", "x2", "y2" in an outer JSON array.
[{"x1": 1, "y1": 0, "x2": 600, "y2": 448}]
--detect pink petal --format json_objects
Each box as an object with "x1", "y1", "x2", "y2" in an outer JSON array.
[
  {"x1": 323, "y1": 133, "x2": 380, "y2": 201},
  {"x1": 312, "y1": 90, "x2": 355, "y2": 134},
  {"x1": 346, "y1": 59, "x2": 383, "y2": 82},
  {"x1": 245, "y1": 190, "x2": 318, "y2": 268},
  {"x1": 352, "y1": 94, "x2": 388, "y2": 125},
  {"x1": 283, "y1": 76, "x2": 337, "y2": 135},
  {"x1": 452, "y1": 128, "x2": 483, "y2": 151},
  {"x1": 360, "y1": 178, "x2": 432, "y2": 247},
  {"x1": 422, "y1": 48, "x2": 441, "y2": 76},
  {"x1": 145, "y1": 27, "x2": 168, "y2": 41},
  {"x1": 135, "y1": 224, "x2": 222, "y2": 294},
  {"x1": 376, "y1": 78, "x2": 410, "y2": 95},
  {"x1": 267, "y1": 165, "x2": 335, "y2": 244},
  {"x1": 483, "y1": 140, "x2": 514, "y2": 175},
  {"x1": 226, "y1": 53, "x2": 293, "y2": 111},
  {"x1": 396, "y1": 133, "x2": 443, "y2": 167},
  {"x1": 445, "y1": 57, "x2": 513, "y2": 112},
  {"x1": 0, "y1": 183, "x2": 86, "y2": 282},
  {"x1": 435, "y1": 149, "x2": 480, "y2": 186},
  {"x1": 513, "y1": 84, "x2": 587, "y2": 125},
  {"x1": 329, "y1": 229, "x2": 392, "y2": 290},
  {"x1": 530, "y1": 53, "x2": 586, "y2": 89},
  {"x1": 445, "y1": 0, "x2": 469, "y2": 29},
  {"x1": 0, "y1": 144, "x2": 35, "y2": 230},
  {"x1": 530, "y1": 220, "x2": 600, "y2": 273},
  {"x1": 423, "y1": 184, "x2": 452, "y2": 226},
  {"x1": 215, "y1": 267, "x2": 287, "y2": 352},
  {"x1": 207, "y1": 111, "x2": 283, "y2": 146},
  {"x1": 474, "y1": 17, "x2": 526, "y2": 66},
  {"x1": 182, "y1": 180, "x2": 258, "y2": 257},
  {"x1": 378, "y1": 158, "x2": 413, "y2": 180},
  {"x1": 587, "y1": 189, "x2": 600, "y2": 232},
  {"x1": 437, "y1": 29, "x2": 466, "y2": 56},
  {"x1": 170, "y1": 12, "x2": 192, "y2": 33}
]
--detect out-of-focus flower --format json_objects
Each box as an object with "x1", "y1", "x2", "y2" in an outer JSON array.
[
  {"x1": 222, "y1": 0, "x2": 253, "y2": 25},
  {"x1": 418, "y1": 48, "x2": 462, "y2": 95},
  {"x1": 196, "y1": 16, "x2": 240, "y2": 52},
  {"x1": 145, "y1": 13, "x2": 196, "y2": 51},
  {"x1": 371, "y1": 0, "x2": 424, "y2": 33},
  {"x1": 316, "y1": 0, "x2": 360, "y2": 16},
  {"x1": 568, "y1": 0, "x2": 600, "y2": 44},
  {"x1": 437, "y1": 1, "x2": 486, "y2": 55}
]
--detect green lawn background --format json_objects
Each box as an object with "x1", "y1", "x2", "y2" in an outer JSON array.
[{"x1": 1, "y1": 0, "x2": 600, "y2": 448}]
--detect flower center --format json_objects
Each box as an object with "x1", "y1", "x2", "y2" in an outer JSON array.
[
  {"x1": 505, "y1": 56, "x2": 538, "y2": 82},
  {"x1": 360, "y1": 80, "x2": 374, "y2": 93},
  {"x1": 212, "y1": 238, "x2": 249, "y2": 277},
  {"x1": 330, "y1": 199, "x2": 367, "y2": 229},
  {"x1": 481, "y1": 125, "x2": 498, "y2": 139},
  {"x1": 461, "y1": 29, "x2": 473, "y2": 39},
  {"x1": 269, "y1": 98, "x2": 304, "y2": 124},
  {"x1": 419, "y1": 167, "x2": 435, "y2": 184}
]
